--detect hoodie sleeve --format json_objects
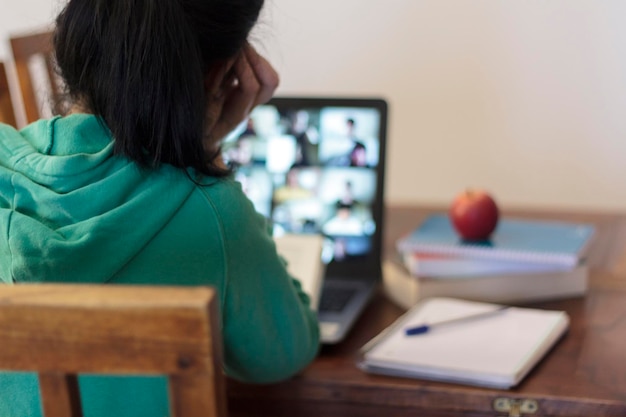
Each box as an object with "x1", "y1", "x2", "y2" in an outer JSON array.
[{"x1": 199, "y1": 178, "x2": 320, "y2": 384}]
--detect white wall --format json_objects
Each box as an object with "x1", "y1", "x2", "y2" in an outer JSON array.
[
  {"x1": 2, "y1": 0, "x2": 626, "y2": 211},
  {"x1": 259, "y1": 0, "x2": 626, "y2": 212},
  {"x1": 0, "y1": 0, "x2": 58, "y2": 59}
]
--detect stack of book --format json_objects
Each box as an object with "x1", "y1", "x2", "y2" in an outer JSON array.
[{"x1": 384, "y1": 214, "x2": 595, "y2": 309}]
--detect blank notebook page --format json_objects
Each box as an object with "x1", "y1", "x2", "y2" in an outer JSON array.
[
  {"x1": 363, "y1": 297, "x2": 569, "y2": 388},
  {"x1": 274, "y1": 234, "x2": 325, "y2": 311}
]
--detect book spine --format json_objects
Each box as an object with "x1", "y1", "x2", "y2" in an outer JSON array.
[
  {"x1": 382, "y1": 260, "x2": 420, "y2": 310},
  {"x1": 383, "y1": 259, "x2": 588, "y2": 308},
  {"x1": 401, "y1": 252, "x2": 573, "y2": 278},
  {"x1": 396, "y1": 241, "x2": 579, "y2": 268}
]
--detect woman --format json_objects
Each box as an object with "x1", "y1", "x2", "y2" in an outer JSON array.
[{"x1": 0, "y1": 0, "x2": 319, "y2": 415}]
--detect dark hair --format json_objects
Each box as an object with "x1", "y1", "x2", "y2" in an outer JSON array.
[{"x1": 54, "y1": 0, "x2": 264, "y2": 176}]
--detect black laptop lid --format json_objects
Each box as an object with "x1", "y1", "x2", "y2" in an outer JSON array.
[{"x1": 222, "y1": 97, "x2": 388, "y2": 282}]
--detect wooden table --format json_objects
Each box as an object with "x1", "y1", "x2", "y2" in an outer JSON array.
[{"x1": 227, "y1": 206, "x2": 626, "y2": 417}]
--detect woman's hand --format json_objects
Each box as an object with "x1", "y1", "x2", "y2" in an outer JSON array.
[{"x1": 204, "y1": 45, "x2": 279, "y2": 156}]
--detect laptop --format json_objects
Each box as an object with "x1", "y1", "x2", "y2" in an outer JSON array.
[{"x1": 222, "y1": 97, "x2": 388, "y2": 344}]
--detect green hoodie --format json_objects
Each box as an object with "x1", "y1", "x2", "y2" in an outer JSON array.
[{"x1": 0, "y1": 114, "x2": 320, "y2": 416}]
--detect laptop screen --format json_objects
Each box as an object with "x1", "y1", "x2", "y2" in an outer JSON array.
[{"x1": 222, "y1": 97, "x2": 388, "y2": 280}]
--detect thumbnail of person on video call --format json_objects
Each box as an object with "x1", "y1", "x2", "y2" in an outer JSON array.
[
  {"x1": 346, "y1": 118, "x2": 367, "y2": 167},
  {"x1": 322, "y1": 117, "x2": 370, "y2": 168},
  {"x1": 287, "y1": 110, "x2": 319, "y2": 168}
]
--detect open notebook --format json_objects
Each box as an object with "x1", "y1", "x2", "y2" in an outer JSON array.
[
  {"x1": 274, "y1": 234, "x2": 325, "y2": 310},
  {"x1": 359, "y1": 297, "x2": 569, "y2": 389}
]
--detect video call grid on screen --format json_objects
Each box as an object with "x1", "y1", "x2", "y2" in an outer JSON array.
[{"x1": 222, "y1": 100, "x2": 384, "y2": 265}]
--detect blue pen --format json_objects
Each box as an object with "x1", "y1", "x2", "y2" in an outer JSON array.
[{"x1": 404, "y1": 306, "x2": 509, "y2": 336}]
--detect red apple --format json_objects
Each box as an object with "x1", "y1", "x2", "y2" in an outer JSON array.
[{"x1": 449, "y1": 189, "x2": 499, "y2": 240}]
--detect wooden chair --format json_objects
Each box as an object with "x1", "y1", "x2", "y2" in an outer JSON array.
[
  {"x1": 0, "y1": 284, "x2": 227, "y2": 417},
  {"x1": 9, "y1": 30, "x2": 64, "y2": 124},
  {"x1": 0, "y1": 62, "x2": 17, "y2": 126}
]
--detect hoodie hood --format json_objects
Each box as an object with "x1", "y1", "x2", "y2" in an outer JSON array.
[{"x1": 0, "y1": 114, "x2": 200, "y2": 283}]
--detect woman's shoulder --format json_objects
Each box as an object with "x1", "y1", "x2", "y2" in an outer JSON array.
[
  {"x1": 192, "y1": 176, "x2": 270, "y2": 236},
  {"x1": 194, "y1": 176, "x2": 249, "y2": 206},
  {"x1": 0, "y1": 115, "x2": 112, "y2": 157},
  {"x1": 194, "y1": 176, "x2": 257, "y2": 216},
  {"x1": 0, "y1": 120, "x2": 34, "y2": 142},
  {"x1": 0, "y1": 119, "x2": 49, "y2": 165},
  {"x1": 0, "y1": 121, "x2": 19, "y2": 134}
]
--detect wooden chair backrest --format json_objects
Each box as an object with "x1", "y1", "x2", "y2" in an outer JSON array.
[
  {"x1": 0, "y1": 62, "x2": 17, "y2": 126},
  {"x1": 9, "y1": 30, "x2": 63, "y2": 124},
  {"x1": 0, "y1": 284, "x2": 227, "y2": 417}
]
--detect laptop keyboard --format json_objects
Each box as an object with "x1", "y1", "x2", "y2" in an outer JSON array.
[{"x1": 319, "y1": 287, "x2": 358, "y2": 313}]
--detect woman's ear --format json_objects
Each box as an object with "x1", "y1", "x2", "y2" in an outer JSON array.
[
  {"x1": 202, "y1": 56, "x2": 239, "y2": 155},
  {"x1": 204, "y1": 57, "x2": 238, "y2": 99}
]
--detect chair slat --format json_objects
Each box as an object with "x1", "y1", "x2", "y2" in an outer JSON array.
[
  {"x1": 39, "y1": 373, "x2": 83, "y2": 417},
  {"x1": 170, "y1": 374, "x2": 227, "y2": 417},
  {"x1": 0, "y1": 62, "x2": 17, "y2": 126},
  {"x1": 9, "y1": 30, "x2": 62, "y2": 124}
]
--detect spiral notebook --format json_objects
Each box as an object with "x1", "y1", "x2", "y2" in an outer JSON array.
[
  {"x1": 396, "y1": 214, "x2": 595, "y2": 268},
  {"x1": 359, "y1": 297, "x2": 569, "y2": 389}
]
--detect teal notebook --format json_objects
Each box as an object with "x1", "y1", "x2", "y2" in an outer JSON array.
[{"x1": 397, "y1": 214, "x2": 595, "y2": 268}]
